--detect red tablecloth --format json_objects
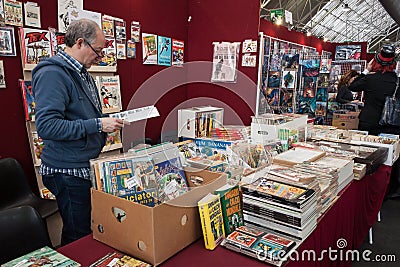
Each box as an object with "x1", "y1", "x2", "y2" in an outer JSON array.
[{"x1": 58, "y1": 165, "x2": 391, "y2": 267}]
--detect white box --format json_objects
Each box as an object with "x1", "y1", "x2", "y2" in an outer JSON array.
[
  {"x1": 178, "y1": 106, "x2": 224, "y2": 138},
  {"x1": 251, "y1": 115, "x2": 308, "y2": 144}
]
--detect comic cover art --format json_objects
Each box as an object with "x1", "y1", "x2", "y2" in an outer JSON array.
[
  {"x1": 142, "y1": 33, "x2": 157, "y2": 64},
  {"x1": 172, "y1": 39, "x2": 184, "y2": 66},
  {"x1": 157, "y1": 35, "x2": 171, "y2": 66},
  {"x1": 226, "y1": 231, "x2": 257, "y2": 248},
  {"x1": 19, "y1": 28, "x2": 52, "y2": 67}
]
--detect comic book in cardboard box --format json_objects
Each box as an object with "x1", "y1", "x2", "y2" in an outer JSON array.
[{"x1": 91, "y1": 168, "x2": 227, "y2": 266}]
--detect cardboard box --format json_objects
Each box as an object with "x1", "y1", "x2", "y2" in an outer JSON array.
[
  {"x1": 332, "y1": 111, "x2": 359, "y2": 130},
  {"x1": 91, "y1": 169, "x2": 227, "y2": 266}
]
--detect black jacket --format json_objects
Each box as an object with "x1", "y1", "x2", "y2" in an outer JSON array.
[
  {"x1": 336, "y1": 85, "x2": 354, "y2": 104},
  {"x1": 349, "y1": 71, "x2": 400, "y2": 135}
]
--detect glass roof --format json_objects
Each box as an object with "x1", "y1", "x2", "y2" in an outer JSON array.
[{"x1": 261, "y1": 0, "x2": 400, "y2": 53}]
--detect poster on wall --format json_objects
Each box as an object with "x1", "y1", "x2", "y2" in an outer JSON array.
[
  {"x1": 241, "y1": 54, "x2": 256, "y2": 67},
  {"x1": 126, "y1": 40, "x2": 136, "y2": 58},
  {"x1": 172, "y1": 39, "x2": 184, "y2": 67},
  {"x1": 114, "y1": 18, "x2": 126, "y2": 41},
  {"x1": 211, "y1": 42, "x2": 240, "y2": 83},
  {"x1": 142, "y1": 33, "x2": 157, "y2": 64},
  {"x1": 0, "y1": 0, "x2": 4, "y2": 25},
  {"x1": 0, "y1": 26, "x2": 16, "y2": 56},
  {"x1": 242, "y1": 39, "x2": 257, "y2": 53},
  {"x1": 334, "y1": 45, "x2": 361, "y2": 60},
  {"x1": 157, "y1": 36, "x2": 171, "y2": 66},
  {"x1": 68, "y1": 8, "x2": 101, "y2": 30},
  {"x1": 58, "y1": 0, "x2": 83, "y2": 33},
  {"x1": 24, "y1": 1, "x2": 41, "y2": 28},
  {"x1": 0, "y1": 60, "x2": 6, "y2": 88},
  {"x1": 4, "y1": 0, "x2": 23, "y2": 26}
]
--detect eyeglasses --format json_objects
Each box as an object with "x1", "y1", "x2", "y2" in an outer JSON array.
[{"x1": 84, "y1": 40, "x2": 105, "y2": 58}]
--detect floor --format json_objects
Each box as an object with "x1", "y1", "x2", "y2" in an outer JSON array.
[{"x1": 353, "y1": 198, "x2": 400, "y2": 266}]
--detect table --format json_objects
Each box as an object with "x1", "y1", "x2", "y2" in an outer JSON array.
[{"x1": 58, "y1": 165, "x2": 391, "y2": 267}]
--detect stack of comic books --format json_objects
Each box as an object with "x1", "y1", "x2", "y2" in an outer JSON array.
[
  {"x1": 241, "y1": 178, "x2": 318, "y2": 240},
  {"x1": 221, "y1": 225, "x2": 297, "y2": 266}
]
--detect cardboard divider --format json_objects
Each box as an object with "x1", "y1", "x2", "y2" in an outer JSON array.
[{"x1": 91, "y1": 169, "x2": 227, "y2": 266}]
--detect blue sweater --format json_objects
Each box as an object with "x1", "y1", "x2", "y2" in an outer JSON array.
[{"x1": 32, "y1": 56, "x2": 106, "y2": 169}]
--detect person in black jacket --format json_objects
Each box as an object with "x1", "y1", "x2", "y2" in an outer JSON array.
[
  {"x1": 336, "y1": 70, "x2": 359, "y2": 104},
  {"x1": 349, "y1": 44, "x2": 400, "y2": 198}
]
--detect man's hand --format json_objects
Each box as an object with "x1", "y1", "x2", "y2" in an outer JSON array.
[{"x1": 100, "y1": 117, "x2": 124, "y2": 132}]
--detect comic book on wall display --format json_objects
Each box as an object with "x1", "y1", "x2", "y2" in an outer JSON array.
[
  {"x1": 157, "y1": 35, "x2": 171, "y2": 66},
  {"x1": 281, "y1": 70, "x2": 296, "y2": 89},
  {"x1": 268, "y1": 71, "x2": 281, "y2": 87},
  {"x1": 211, "y1": 42, "x2": 240, "y2": 83},
  {"x1": 114, "y1": 18, "x2": 126, "y2": 41},
  {"x1": 172, "y1": 39, "x2": 184, "y2": 66},
  {"x1": 0, "y1": 60, "x2": 5, "y2": 88},
  {"x1": 96, "y1": 75, "x2": 122, "y2": 113},
  {"x1": 94, "y1": 37, "x2": 116, "y2": 67},
  {"x1": 19, "y1": 79, "x2": 35, "y2": 121},
  {"x1": 142, "y1": 33, "x2": 157, "y2": 64},
  {"x1": 4, "y1": 0, "x2": 23, "y2": 26},
  {"x1": 280, "y1": 89, "x2": 294, "y2": 113},
  {"x1": 116, "y1": 41, "x2": 126, "y2": 59},
  {"x1": 198, "y1": 193, "x2": 225, "y2": 250},
  {"x1": 130, "y1": 21, "x2": 140, "y2": 42},
  {"x1": 0, "y1": 26, "x2": 16, "y2": 56},
  {"x1": 102, "y1": 14, "x2": 114, "y2": 38},
  {"x1": 126, "y1": 40, "x2": 136, "y2": 58},
  {"x1": 2, "y1": 246, "x2": 80, "y2": 267},
  {"x1": 58, "y1": 0, "x2": 83, "y2": 33},
  {"x1": 266, "y1": 88, "x2": 280, "y2": 109},
  {"x1": 24, "y1": 2, "x2": 41, "y2": 28},
  {"x1": 67, "y1": 7, "x2": 101, "y2": 29},
  {"x1": 281, "y1": 53, "x2": 299, "y2": 69},
  {"x1": 19, "y1": 28, "x2": 52, "y2": 68},
  {"x1": 0, "y1": 0, "x2": 5, "y2": 24},
  {"x1": 31, "y1": 130, "x2": 44, "y2": 165},
  {"x1": 49, "y1": 27, "x2": 66, "y2": 55},
  {"x1": 320, "y1": 58, "x2": 332, "y2": 74}
]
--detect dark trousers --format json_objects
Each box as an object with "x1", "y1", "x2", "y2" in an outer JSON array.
[
  {"x1": 42, "y1": 173, "x2": 92, "y2": 246},
  {"x1": 388, "y1": 158, "x2": 400, "y2": 195}
]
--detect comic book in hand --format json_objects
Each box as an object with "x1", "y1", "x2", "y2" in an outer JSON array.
[
  {"x1": 88, "y1": 251, "x2": 151, "y2": 267},
  {"x1": 19, "y1": 79, "x2": 35, "y2": 121},
  {"x1": 198, "y1": 193, "x2": 225, "y2": 250},
  {"x1": 214, "y1": 183, "x2": 244, "y2": 235},
  {"x1": 104, "y1": 155, "x2": 159, "y2": 207},
  {"x1": 1, "y1": 246, "x2": 80, "y2": 267}
]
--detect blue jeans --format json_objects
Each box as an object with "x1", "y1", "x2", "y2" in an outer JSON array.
[{"x1": 42, "y1": 173, "x2": 92, "y2": 245}]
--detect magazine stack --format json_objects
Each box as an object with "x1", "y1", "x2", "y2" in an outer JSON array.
[
  {"x1": 266, "y1": 164, "x2": 322, "y2": 215},
  {"x1": 221, "y1": 225, "x2": 298, "y2": 267},
  {"x1": 241, "y1": 178, "x2": 318, "y2": 240}
]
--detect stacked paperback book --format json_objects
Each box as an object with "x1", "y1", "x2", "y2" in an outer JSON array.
[{"x1": 241, "y1": 178, "x2": 318, "y2": 240}]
